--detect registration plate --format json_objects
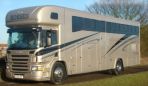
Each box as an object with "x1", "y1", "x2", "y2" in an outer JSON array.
[{"x1": 14, "y1": 75, "x2": 24, "y2": 79}]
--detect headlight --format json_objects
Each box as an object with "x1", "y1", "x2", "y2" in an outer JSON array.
[
  {"x1": 6, "y1": 65, "x2": 9, "y2": 69},
  {"x1": 31, "y1": 66, "x2": 44, "y2": 71},
  {"x1": 6, "y1": 64, "x2": 10, "y2": 69}
]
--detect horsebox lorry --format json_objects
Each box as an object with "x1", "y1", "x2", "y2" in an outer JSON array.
[{"x1": 5, "y1": 6, "x2": 140, "y2": 84}]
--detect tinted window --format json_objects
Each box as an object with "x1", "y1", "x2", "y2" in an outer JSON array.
[
  {"x1": 96, "y1": 20, "x2": 105, "y2": 32},
  {"x1": 51, "y1": 12, "x2": 58, "y2": 19},
  {"x1": 51, "y1": 30, "x2": 58, "y2": 45},
  {"x1": 72, "y1": 16, "x2": 84, "y2": 32},
  {"x1": 72, "y1": 16, "x2": 105, "y2": 32},
  {"x1": 106, "y1": 22, "x2": 111, "y2": 33},
  {"x1": 84, "y1": 18, "x2": 96, "y2": 31},
  {"x1": 41, "y1": 30, "x2": 47, "y2": 47},
  {"x1": 72, "y1": 16, "x2": 139, "y2": 35}
]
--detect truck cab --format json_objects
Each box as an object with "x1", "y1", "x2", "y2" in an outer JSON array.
[{"x1": 5, "y1": 6, "x2": 65, "y2": 83}]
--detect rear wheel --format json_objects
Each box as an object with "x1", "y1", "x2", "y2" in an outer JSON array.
[
  {"x1": 113, "y1": 59, "x2": 124, "y2": 75},
  {"x1": 50, "y1": 62, "x2": 67, "y2": 84}
]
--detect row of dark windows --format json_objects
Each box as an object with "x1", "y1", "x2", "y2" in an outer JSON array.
[
  {"x1": 72, "y1": 16, "x2": 105, "y2": 32},
  {"x1": 72, "y1": 16, "x2": 139, "y2": 35}
]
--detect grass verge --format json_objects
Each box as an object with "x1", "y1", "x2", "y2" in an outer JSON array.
[{"x1": 63, "y1": 71, "x2": 148, "y2": 86}]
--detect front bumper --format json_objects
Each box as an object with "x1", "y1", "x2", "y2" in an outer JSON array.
[{"x1": 6, "y1": 69, "x2": 50, "y2": 81}]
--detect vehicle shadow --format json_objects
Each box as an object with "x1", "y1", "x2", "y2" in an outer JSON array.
[
  {"x1": 0, "y1": 57, "x2": 5, "y2": 69},
  {"x1": 0, "y1": 56, "x2": 6, "y2": 82}
]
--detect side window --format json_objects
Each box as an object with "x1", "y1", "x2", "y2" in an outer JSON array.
[
  {"x1": 46, "y1": 31, "x2": 51, "y2": 46},
  {"x1": 47, "y1": 30, "x2": 58, "y2": 46},
  {"x1": 106, "y1": 22, "x2": 111, "y2": 33},
  {"x1": 41, "y1": 30, "x2": 48, "y2": 47},
  {"x1": 51, "y1": 12, "x2": 58, "y2": 20},
  {"x1": 51, "y1": 30, "x2": 58, "y2": 45}
]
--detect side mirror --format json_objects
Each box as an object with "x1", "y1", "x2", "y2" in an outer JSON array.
[{"x1": 47, "y1": 30, "x2": 52, "y2": 46}]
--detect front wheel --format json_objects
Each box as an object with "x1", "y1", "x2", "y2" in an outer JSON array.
[
  {"x1": 113, "y1": 59, "x2": 124, "y2": 75},
  {"x1": 50, "y1": 62, "x2": 67, "y2": 84}
]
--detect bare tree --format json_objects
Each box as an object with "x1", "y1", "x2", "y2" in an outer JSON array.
[{"x1": 87, "y1": 0, "x2": 148, "y2": 26}]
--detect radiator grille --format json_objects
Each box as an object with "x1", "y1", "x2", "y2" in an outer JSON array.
[{"x1": 11, "y1": 55, "x2": 30, "y2": 73}]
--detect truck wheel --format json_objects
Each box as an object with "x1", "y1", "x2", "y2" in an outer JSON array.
[
  {"x1": 113, "y1": 59, "x2": 124, "y2": 75},
  {"x1": 50, "y1": 62, "x2": 67, "y2": 84}
]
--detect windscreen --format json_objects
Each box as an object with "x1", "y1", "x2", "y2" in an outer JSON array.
[{"x1": 8, "y1": 28, "x2": 39, "y2": 50}]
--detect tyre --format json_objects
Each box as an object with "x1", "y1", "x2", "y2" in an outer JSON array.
[
  {"x1": 50, "y1": 62, "x2": 67, "y2": 84},
  {"x1": 113, "y1": 59, "x2": 124, "y2": 75}
]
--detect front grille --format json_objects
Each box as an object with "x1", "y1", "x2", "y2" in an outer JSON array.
[
  {"x1": 12, "y1": 68, "x2": 28, "y2": 71},
  {"x1": 12, "y1": 55, "x2": 29, "y2": 57},
  {"x1": 12, "y1": 65, "x2": 28, "y2": 68},
  {"x1": 11, "y1": 55, "x2": 30, "y2": 73},
  {"x1": 12, "y1": 58, "x2": 29, "y2": 61}
]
